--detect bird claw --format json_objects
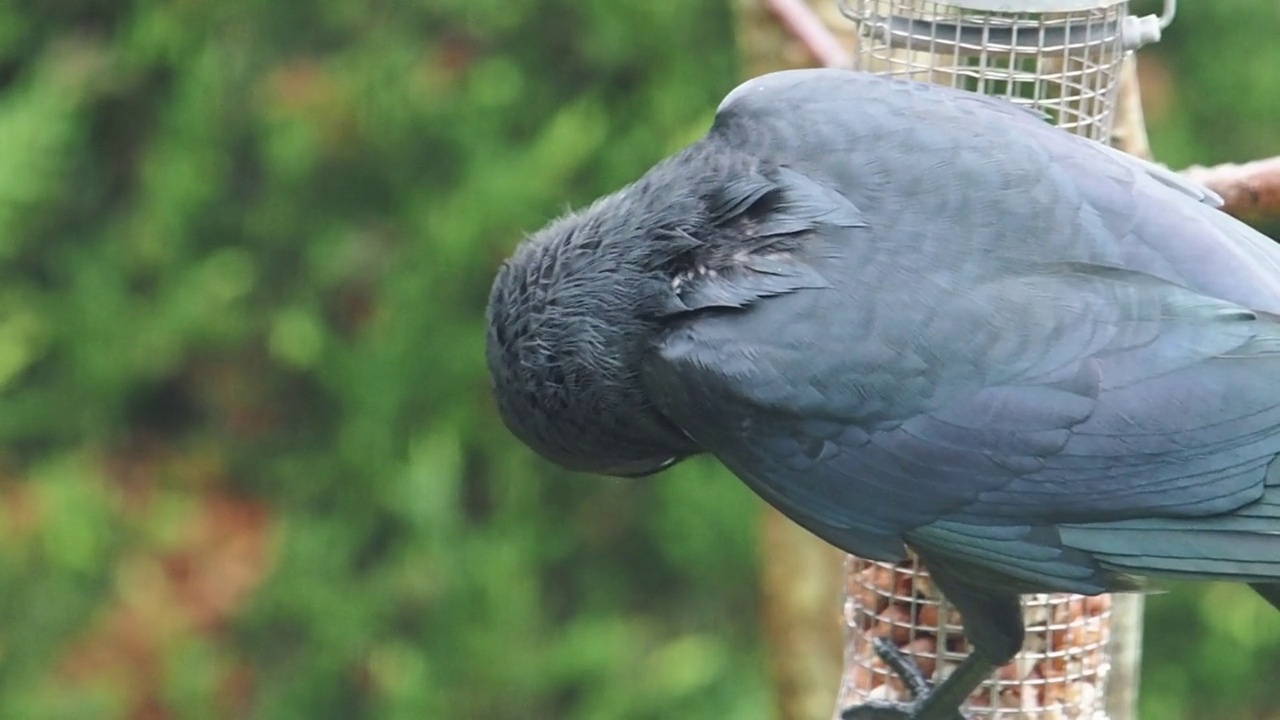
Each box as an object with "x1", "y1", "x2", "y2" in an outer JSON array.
[
  {"x1": 839, "y1": 638, "x2": 970, "y2": 720},
  {"x1": 841, "y1": 698, "x2": 969, "y2": 720},
  {"x1": 840, "y1": 699, "x2": 917, "y2": 720},
  {"x1": 869, "y1": 637, "x2": 933, "y2": 697}
]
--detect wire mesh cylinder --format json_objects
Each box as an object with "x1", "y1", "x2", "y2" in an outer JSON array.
[
  {"x1": 839, "y1": 0, "x2": 1131, "y2": 140},
  {"x1": 839, "y1": 555, "x2": 1113, "y2": 719}
]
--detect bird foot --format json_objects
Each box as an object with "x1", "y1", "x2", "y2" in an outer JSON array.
[
  {"x1": 839, "y1": 638, "x2": 969, "y2": 720},
  {"x1": 842, "y1": 696, "x2": 969, "y2": 720},
  {"x1": 840, "y1": 699, "x2": 917, "y2": 720}
]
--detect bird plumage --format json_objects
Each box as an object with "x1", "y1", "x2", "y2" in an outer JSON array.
[{"x1": 486, "y1": 68, "x2": 1280, "y2": 690}]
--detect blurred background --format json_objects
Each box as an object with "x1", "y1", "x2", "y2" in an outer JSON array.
[{"x1": 0, "y1": 1, "x2": 1277, "y2": 719}]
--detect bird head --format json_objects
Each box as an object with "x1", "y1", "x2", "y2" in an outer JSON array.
[{"x1": 485, "y1": 191, "x2": 699, "y2": 478}]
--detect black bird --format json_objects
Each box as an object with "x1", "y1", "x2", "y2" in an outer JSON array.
[{"x1": 485, "y1": 69, "x2": 1280, "y2": 720}]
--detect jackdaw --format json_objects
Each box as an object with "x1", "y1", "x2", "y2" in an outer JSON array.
[{"x1": 485, "y1": 69, "x2": 1280, "y2": 720}]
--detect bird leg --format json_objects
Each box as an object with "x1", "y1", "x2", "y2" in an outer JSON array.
[{"x1": 841, "y1": 638, "x2": 994, "y2": 720}]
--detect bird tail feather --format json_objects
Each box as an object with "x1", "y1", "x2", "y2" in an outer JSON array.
[{"x1": 1058, "y1": 483, "x2": 1280, "y2": 583}]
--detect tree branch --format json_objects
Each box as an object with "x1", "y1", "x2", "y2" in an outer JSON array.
[
  {"x1": 763, "y1": 0, "x2": 852, "y2": 68},
  {"x1": 1183, "y1": 157, "x2": 1280, "y2": 221}
]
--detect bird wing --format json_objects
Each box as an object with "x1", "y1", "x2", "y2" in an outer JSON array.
[
  {"x1": 641, "y1": 70, "x2": 1280, "y2": 589},
  {"x1": 646, "y1": 258, "x2": 1280, "y2": 588}
]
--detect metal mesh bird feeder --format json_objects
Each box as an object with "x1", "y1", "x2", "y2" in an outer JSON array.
[
  {"x1": 838, "y1": 0, "x2": 1173, "y2": 140},
  {"x1": 830, "y1": 2, "x2": 1174, "y2": 719},
  {"x1": 840, "y1": 554, "x2": 1114, "y2": 719}
]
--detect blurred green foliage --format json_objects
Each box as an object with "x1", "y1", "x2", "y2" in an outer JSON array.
[{"x1": 0, "y1": 1, "x2": 1276, "y2": 719}]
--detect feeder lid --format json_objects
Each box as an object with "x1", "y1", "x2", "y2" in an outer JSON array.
[{"x1": 930, "y1": 0, "x2": 1127, "y2": 10}]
